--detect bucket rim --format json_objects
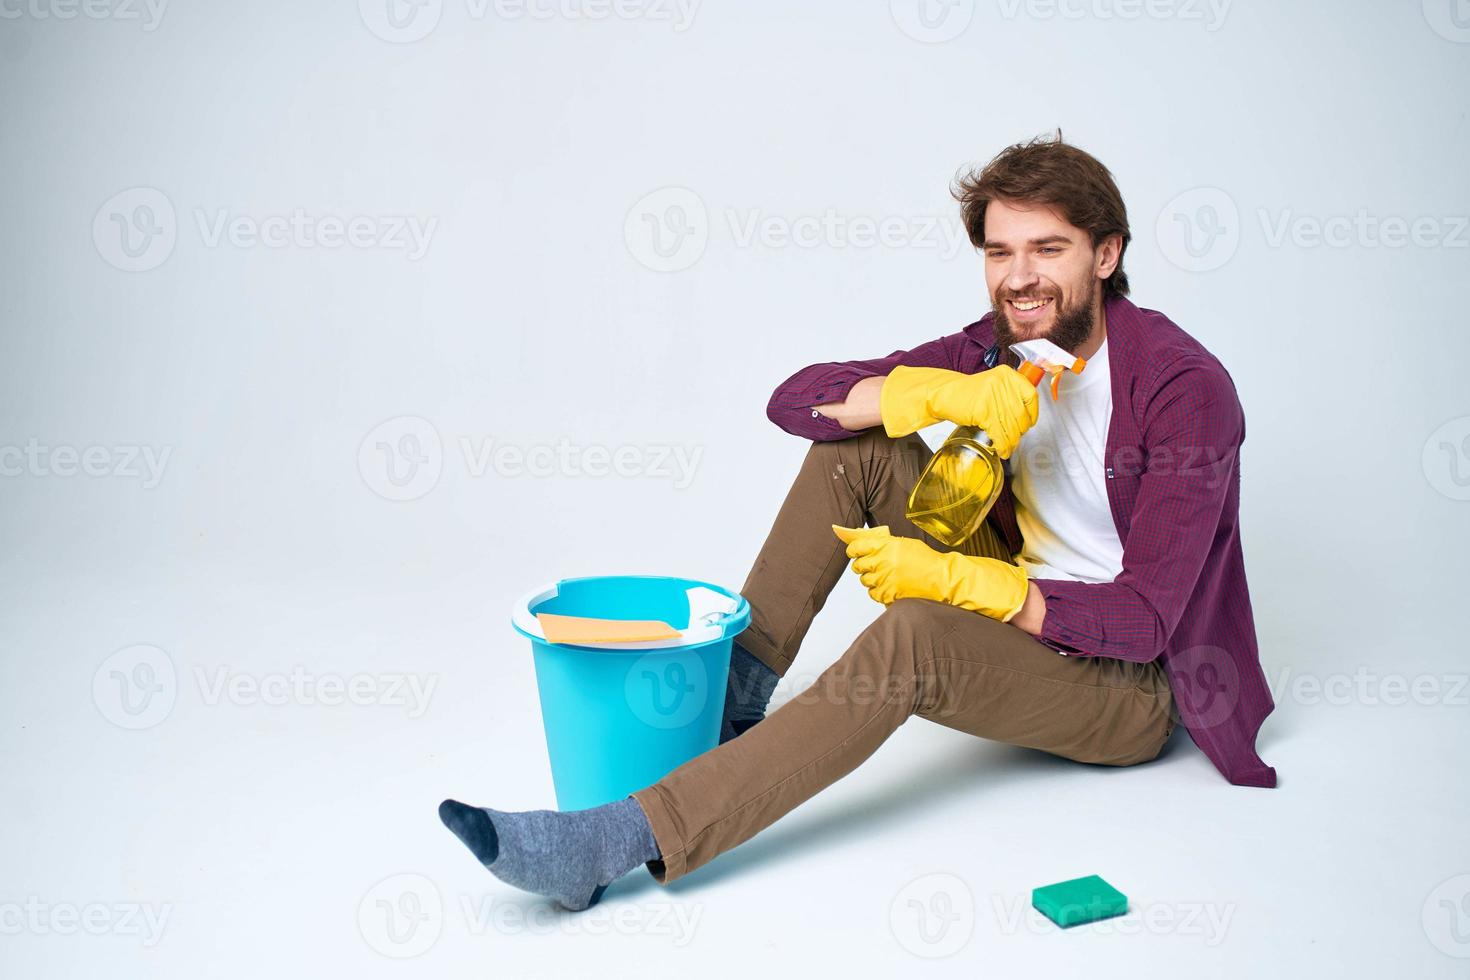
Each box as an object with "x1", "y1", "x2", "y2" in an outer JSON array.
[{"x1": 510, "y1": 575, "x2": 750, "y2": 652}]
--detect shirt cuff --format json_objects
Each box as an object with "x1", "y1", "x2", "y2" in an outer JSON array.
[
  {"x1": 1030, "y1": 578, "x2": 1091, "y2": 656},
  {"x1": 803, "y1": 408, "x2": 852, "y2": 438}
]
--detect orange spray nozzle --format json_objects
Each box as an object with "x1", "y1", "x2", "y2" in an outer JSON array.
[{"x1": 1011, "y1": 340, "x2": 1087, "y2": 401}]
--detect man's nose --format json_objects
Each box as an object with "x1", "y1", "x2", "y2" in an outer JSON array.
[{"x1": 1004, "y1": 256, "x2": 1040, "y2": 292}]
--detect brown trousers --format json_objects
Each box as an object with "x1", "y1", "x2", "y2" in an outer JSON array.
[{"x1": 631, "y1": 429, "x2": 1173, "y2": 884}]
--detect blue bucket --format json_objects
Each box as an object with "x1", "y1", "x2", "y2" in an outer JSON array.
[{"x1": 511, "y1": 575, "x2": 752, "y2": 812}]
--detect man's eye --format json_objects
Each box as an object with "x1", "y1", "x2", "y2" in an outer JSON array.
[
  {"x1": 986, "y1": 251, "x2": 1008, "y2": 259},
  {"x1": 1039, "y1": 247, "x2": 1060, "y2": 254}
]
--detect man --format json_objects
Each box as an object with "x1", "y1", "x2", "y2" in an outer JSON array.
[{"x1": 439, "y1": 134, "x2": 1277, "y2": 911}]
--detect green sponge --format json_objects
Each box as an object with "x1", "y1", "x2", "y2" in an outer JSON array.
[{"x1": 1031, "y1": 874, "x2": 1128, "y2": 928}]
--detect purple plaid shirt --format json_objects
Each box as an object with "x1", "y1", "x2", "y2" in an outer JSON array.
[{"x1": 767, "y1": 295, "x2": 1277, "y2": 788}]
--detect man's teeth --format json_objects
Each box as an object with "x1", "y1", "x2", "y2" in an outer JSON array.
[{"x1": 1011, "y1": 298, "x2": 1052, "y2": 311}]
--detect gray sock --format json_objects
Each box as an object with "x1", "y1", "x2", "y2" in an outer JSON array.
[
  {"x1": 438, "y1": 795, "x2": 660, "y2": 911},
  {"x1": 720, "y1": 641, "x2": 779, "y2": 744}
]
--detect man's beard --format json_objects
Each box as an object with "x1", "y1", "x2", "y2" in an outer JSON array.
[{"x1": 992, "y1": 289, "x2": 1097, "y2": 356}]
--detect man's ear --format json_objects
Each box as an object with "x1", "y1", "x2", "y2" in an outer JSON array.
[{"x1": 1094, "y1": 233, "x2": 1123, "y2": 282}]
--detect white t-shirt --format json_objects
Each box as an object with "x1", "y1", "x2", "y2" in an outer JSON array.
[{"x1": 1008, "y1": 337, "x2": 1123, "y2": 585}]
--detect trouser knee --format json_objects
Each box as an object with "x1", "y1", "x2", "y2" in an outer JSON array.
[
  {"x1": 829, "y1": 598, "x2": 946, "y2": 713},
  {"x1": 802, "y1": 426, "x2": 922, "y2": 464}
]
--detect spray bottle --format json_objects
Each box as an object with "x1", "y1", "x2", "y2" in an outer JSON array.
[{"x1": 904, "y1": 338, "x2": 1087, "y2": 547}]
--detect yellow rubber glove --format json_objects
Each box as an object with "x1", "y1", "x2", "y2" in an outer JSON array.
[
  {"x1": 879, "y1": 364, "x2": 1039, "y2": 459},
  {"x1": 832, "y1": 524, "x2": 1031, "y2": 623}
]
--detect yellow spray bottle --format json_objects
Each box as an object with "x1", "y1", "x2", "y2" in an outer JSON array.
[{"x1": 904, "y1": 338, "x2": 1087, "y2": 547}]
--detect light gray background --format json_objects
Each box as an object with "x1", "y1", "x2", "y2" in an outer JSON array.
[{"x1": 2, "y1": 1, "x2": 1468, "y2": 976}]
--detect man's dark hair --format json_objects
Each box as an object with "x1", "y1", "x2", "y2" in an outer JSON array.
[{"x1": 953, "y1": 131, "x2": 1132, "y2": 298}]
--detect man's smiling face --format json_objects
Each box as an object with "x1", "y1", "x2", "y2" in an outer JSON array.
[{"x1": 982, "y1": 198, "x2": 1118, "y2": 354}]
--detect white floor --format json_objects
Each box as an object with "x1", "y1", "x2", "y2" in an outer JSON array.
[{"x1": 3, "y1": 560, "x2": 1466, "y2": 979}]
